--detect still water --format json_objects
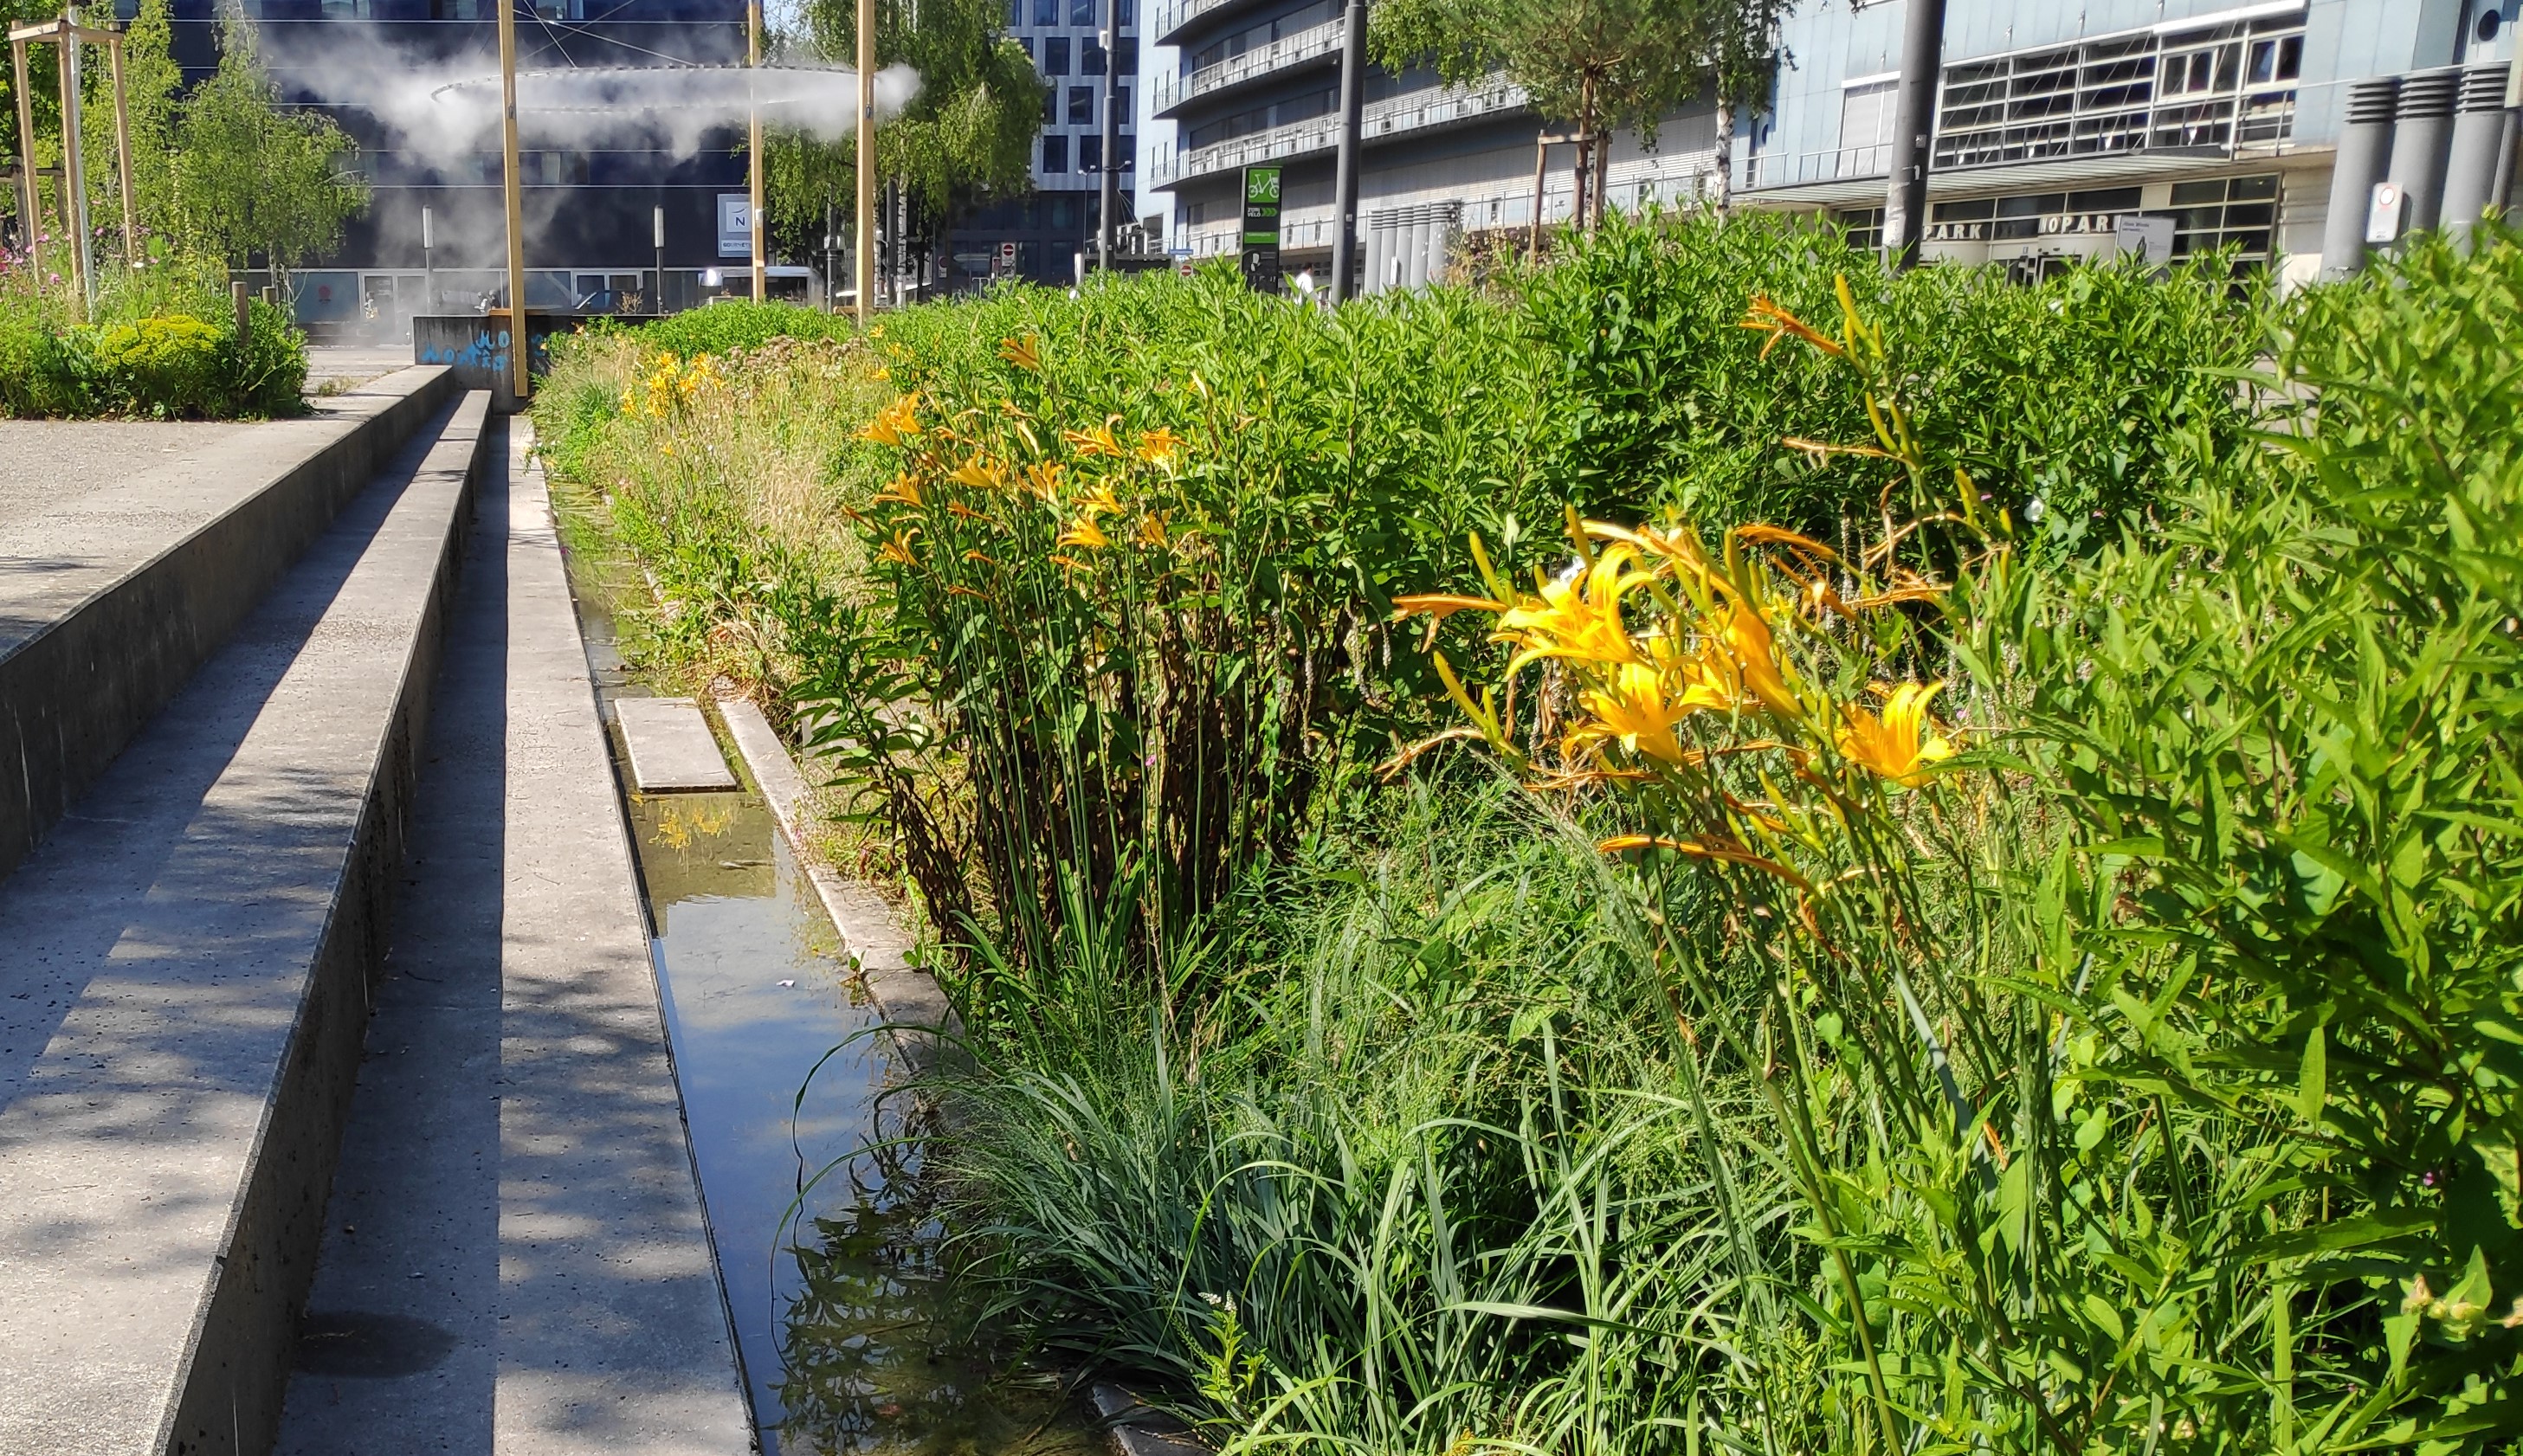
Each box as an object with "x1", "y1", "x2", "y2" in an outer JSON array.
[{"x1": 550, "y1": 476, "x2": 1095, "y2": 1456}]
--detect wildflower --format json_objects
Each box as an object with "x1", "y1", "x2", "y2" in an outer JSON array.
[
  {"x1": 868, "y1": 322, "x2": 886, "y2": 338},
  {"x1": 871, "y1": 474, "x2": 926, "y2": 509},
  {"x1": 1575, "y1": 661, "x2": 1691, "y2": 764},
  {"x1": 1136, "y1": 512, "x2": 1170, "y2": 547},
  {"x1": 947, "y1": 454, "x2": 1008, "y2": 491},
  {"x1": 861, "y1": 393, "x2": 923, "y2": 446},
  {"x1": 1076, "y1": 481, "x2": 1123, "y2": 520},
  {"x1": 1058, "y1": 516, "x2": 1110, "y2": 550},
  {"x1": 1495, "y1": 547, "x2": 1654, "y2": 673},
  {"x1": 1062, "y1": 416, "x2": 1126, "y2": 458},
  {"x1": 1713, "y1": 600, "x2": 1800, "y2": 718},
  {"x1": 1022, "y1": 461, "x2": 1066, "y2": 500},
  {"x1": 1135, "y1": 427, "x2": 1184, "y2": 466},
  {"x1": 876, "y1": 527, "x2": 920, "y2": 567},
  {"x1": 1834, "y1": 681, "x2": 1954, "y2": 788},
  {"x1": 997, "y1": 334, "x2": 1041, "y2": 370}
]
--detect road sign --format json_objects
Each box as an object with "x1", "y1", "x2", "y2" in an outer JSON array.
[
  {"x1": 1240, "y1": 165, "x2": 1281, "y2": 293},
  {"x1": 717, "y1": 193, "x2": 752, "y2": 259}
]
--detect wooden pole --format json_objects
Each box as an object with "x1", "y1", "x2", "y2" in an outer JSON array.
[
  {"x1": 106, "y1": 33, "x2": 134, "y2": 265},
  {"x1": 10, "y1": 39, "x2": 37, "y2": 281},
  {"x1": 1527, "y1": 132, "x2": 1547, "y2": 259},
  {"x1": 854, "y1": 0, "x2": 872, "y2": 325},
  {"x1": 497, "y1": 0, "x2": 527, "y2": 401},
  {"x1": 55, "y1": 16, "x2": 88, "y2": 317},
  {"x1": 747, "y1": 0, "x2": 765, "y2": 302}
]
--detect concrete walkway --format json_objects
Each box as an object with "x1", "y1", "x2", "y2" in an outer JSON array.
[{"x1": 272, "y1": 422, "x2": 752, "y2": 1454}]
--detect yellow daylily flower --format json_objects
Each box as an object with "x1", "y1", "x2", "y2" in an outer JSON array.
[
  {"x1": 1577, "y1": 661, "x2": 1692, "y2": 765},
  {"x1": 1022, "y1": 461, "x2": 1066, "y2": 500},
  {"x1": 998, "y1": 334, "x2": 1041, "y2": 370},
  {"x1": 1059, "y1": 516, "x2": 1111, "y2": 550},
  {"x1": 1136, "y1": 512, "x2": 1170, "y2": 547},
  {"x1": 1495, "y1": 546, "x2": 1654, "y2": 673},
  {"x1": 861, "y1": 393, "x2": 923, "y2": 446},
  {"x1": 876, "y1": 527, "x2": 920, "y2": 567},
  {"x1": 1136, "y1": 427, "x2": 1184, "y2": 465},
  {"x1": 871, "y1": 474, "x2": 926, "y2": 508},
  {"x1": 1062, "y1": 417, "x2": 1126, "y2": 458},
  {"x1": 1713, "y1": 599, "x2": 1801, "y2": 718},
  {"x1": 1835, "y1": 681, "x2": 1956, "y2": 788},
  {"x1": 947, "y1": 454, "x2": 1009, "y2": 491}
]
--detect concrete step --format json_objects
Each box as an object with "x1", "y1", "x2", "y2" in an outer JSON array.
[
  {"x1": 0, "y1": 390, "x2": 491, "y2": 1456},
  {"x1": 270, "y1": 424, "x2": 753, "y2": 1455},
  {"x1": 0, "y1": 365, "x2": 458, "y2": 887}
]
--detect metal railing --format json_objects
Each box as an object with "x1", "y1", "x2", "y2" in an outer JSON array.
[
  {"x1": 1150, "y1": 0, "x2": 1259, "y2": 43},
  {"x1": 1152, "y1": 16, "x2": 1343, "y2": 114},
  {"x1": 1151, "y1": 77, "x2": 1526, "y2": 185}
]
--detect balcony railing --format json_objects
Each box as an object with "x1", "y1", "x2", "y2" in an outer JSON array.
[
  {"x1": 1150, "y1": 77, "x2": 1527, "y2": 186},
  {"x1": 1152, "y1": 16, "x2": 1343, "y2": 116},
  {"x1": 1151, "y1": 0, "x2": 1257, "y2": 45}
]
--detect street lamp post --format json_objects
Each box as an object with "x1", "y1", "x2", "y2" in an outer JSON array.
[
  {"x1": 1096, "y1": 0, "x2": 1119, "y2": 272},
  {"x1": 653, "y1": 203, "x2": 666, "y2": 314},
  {"x1": 497, "y1": 0, "x2": 527, "y2": 401},
  {"x1": 1881, "y1": 0, "x2": 1947, "y2": 271},
  {"x1": 855, "y1": 0, "x2": 874, "y2": 325},
  {"x1": 1328, "y1": 0, "x2": 1364, "y2": 300}
]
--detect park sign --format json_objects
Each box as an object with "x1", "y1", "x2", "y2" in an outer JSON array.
[{"x1": 1240, "y1": 165, "x2": 1281, "y2": 293}]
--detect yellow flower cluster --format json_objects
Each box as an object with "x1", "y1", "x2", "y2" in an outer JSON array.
[
  {"x1": 852, "y1": 366, "x2": 1191, "y2": 579},
  {"x1": 1399, "y1": 516, "x2": 1955, "y2": 792},
  {"x1": 620, "y1": 351, "x2": 723, "y2": 421}
]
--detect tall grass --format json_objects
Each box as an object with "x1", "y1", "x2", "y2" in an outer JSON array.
[{"x1": 0, "y1": 249, "x2": 305, "y2": 416}]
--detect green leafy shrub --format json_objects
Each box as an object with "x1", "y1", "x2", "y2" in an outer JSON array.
[
  {"x1": 1521, "y1": 206, "x2": 2267, "y2": 551},
  {"x1": 802, "y1": 266, "x2": 1557, "y2": 1002},
  {"x1": 0, "y1": 260, "x2": 307, "y2": 417},
  {"x1": 599, "y1": 299, "x2": 855, "y2": 359}
]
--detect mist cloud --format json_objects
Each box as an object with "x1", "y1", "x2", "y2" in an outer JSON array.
[{"x1": 273, "y1": 26, "x2": 920, "y2": 167}]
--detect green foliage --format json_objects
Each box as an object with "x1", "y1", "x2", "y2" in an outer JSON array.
[
  {"x1": 1521, "y1": 206, "x2": 2266, "y2": 552},
  {"x1": 0, "y1": 254, "x2": 306, "y2": 416},
  {"x1": 591, "y1": 300, "x2": 858, "y2": 360},
  {"x1": 798, "y1": 266, "x2": 1556, "y2": 1002},
  {"x1": 768, "y1": 0, "x2": 1041, "y2": 254},
  {"x1": 172, "y1": 13, "x2": 368, "y2": 287},
  {"x1": 1371, "y1": 0, "x2": 1793, "y2": 126}
]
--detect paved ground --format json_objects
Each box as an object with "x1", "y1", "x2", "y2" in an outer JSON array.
[
  {"x1": 0, "y1": 421, "x2": 256, "y2": 529},
  {"x1": 307, "y1": 345, "x2": 417, "y2": 395},
  {"x1": 272, "y1": 421, "x2": 754, "y2": 1455}
]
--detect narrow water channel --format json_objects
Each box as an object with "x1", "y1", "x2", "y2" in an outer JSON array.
[{"x1": 546, "y1": 474, "x2": 1096, "y2": 1456}]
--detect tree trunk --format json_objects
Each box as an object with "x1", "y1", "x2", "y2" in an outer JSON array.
[
  {"x1": 1712, "y1": 100, "x2": 1734, "y2": 213},
  {"x1": 1575, "y1": 73, "x2": 1597, "y2": 233}
]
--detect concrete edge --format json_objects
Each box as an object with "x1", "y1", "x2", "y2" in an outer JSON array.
[
  {"x1": 157, "y1": 392, "x2": 492, "y2": 1456},
  {"x1": 515, "y1": 438, "x2": 765, "y2": 1451},
  {"x1": 1091, "y1": 1382, "x2": 1213, "y2": 1455},
  {"x1": 712, "y1": 694, "x2": 956, "y2": 1072},
  {"x1": 0, "y1": 365, "x2": 459, "y2": 887}
]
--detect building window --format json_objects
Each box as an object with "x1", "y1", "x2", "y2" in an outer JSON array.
[
  {"x1": 1043, "y1": 135, "x2": 1069, "y2": 172},
  {"x1": 1034, "y1": 0, "x2": 1058, "y2": 25},
  {"x1": 1118, "y1": 0, "x2": 1133, "y2": 23},
  {"x1": 1935, "y1": 7, "x2": 2304, "y2": 171},
  {"x1": 1069, "y1": 85, "x2": 1094, "y2": 124},
  {"x1": 1116, "y1": 36, "x2": 1136, "y2": 74},
  {"x1": 1081, "y1": 135, "x2": 1102, "y2": 171},
  {"x1": 1117, "y1": 132, "x2": 1133, "y2": 169},
  {"x1": 1082, "y1": 37, "x2": 1106, "y2": 74},
  {"x1": 1070, "y1": 0, "x2": 1093, "y2": 23},
  {"x1": 1044, "y1": 35, "x2": 1070, "y2": 73},
  {"x1": 1837, "y1": 79, "x2": 1894, "y2": 177},
  {"x1": 1115, "y1": 85, "x2": 1130, "y2": 119},
  {"x1": 1834, "y1": 206, "x2": 1883, "y2": 252},
  {"x1": 1005, "y1": 0, "x2": 1021, "y2": 23},
  {"x1": 1042, "y1": 85, "x2": 1056, "y2": 122},
  {"x1": 2170, "y1": 173, "x2": 2279, "y2": 268}
]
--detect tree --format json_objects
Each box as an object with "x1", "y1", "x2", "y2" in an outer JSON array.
[
  {"x1": 767, "y1": 0, "x2": 1040, "y2": 285},
  {"x1": 1369, "y1": 0, "x2": 1793, "y2": 233},
  {"x1": 82, "y1": 0, "x2": 184, "y2": 260},
  {"x1": 172, "y1": 10, "x2": 368, "y2": 293}
]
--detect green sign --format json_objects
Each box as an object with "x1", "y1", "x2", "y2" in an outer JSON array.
[{"x1": 1240, "y1": 165, "x2": 1281, "y2": 293}]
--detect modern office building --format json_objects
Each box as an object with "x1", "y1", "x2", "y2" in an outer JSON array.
[
  {"x1": 945, "y1": 0, "x2": 1139, "y2": 288},
  {"x1": 1135, "y1": 0, "x2": 2521, "y2": 293},
  {"x1": 136, "y1": 0, "x2": 750, "y2": 331},
  {"x1": 1739, "y1": 0, "x2": 2521, "y2": 287}
]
